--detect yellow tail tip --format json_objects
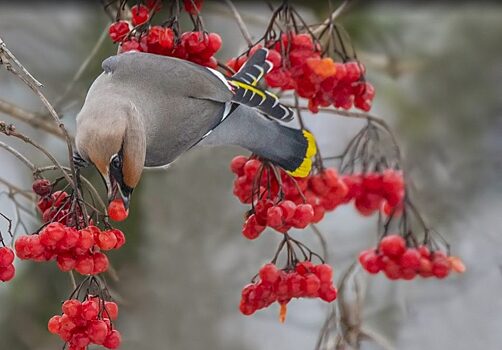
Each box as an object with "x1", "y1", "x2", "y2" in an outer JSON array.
[{"x1": 287, "y1": 130, "x2": 317, "y2": 177}]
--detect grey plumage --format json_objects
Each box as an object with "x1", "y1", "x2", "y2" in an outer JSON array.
[{"x1": 75, "y1": 51, "x2": 315, "y2": 205}]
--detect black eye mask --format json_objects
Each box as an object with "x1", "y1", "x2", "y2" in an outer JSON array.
[{"x1": 109, "y1": 152, "x2": 133, "y2": 197}]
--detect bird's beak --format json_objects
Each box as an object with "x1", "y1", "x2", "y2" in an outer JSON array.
[{"x1": 105, "y1": 173, "x2": 131, "y2": 211}]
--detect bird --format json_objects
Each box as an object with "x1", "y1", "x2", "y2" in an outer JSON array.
[{"x1": 74, "y1": 48, "x2": 317, "y2": 210}]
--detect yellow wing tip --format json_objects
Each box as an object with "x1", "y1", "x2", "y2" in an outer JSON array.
[{"x1": 287, "y1": 130, "x2": 317, "y2": 178}]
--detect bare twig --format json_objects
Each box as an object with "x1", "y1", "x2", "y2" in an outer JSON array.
[
  {"x1": 53, "y1": 27, "x2": 109, "y2": 110},
  {"x1": 224, "y1": 0, "x2": 253, "y2": 46},
  {"x1": 0, "y1": 122, "x2": 73, "y2": 185},
  {"x1": 310, "y1": 223, "x2": 329, "y2": 262},
  {"x1": 0, "y1": 36, "x2": 78, "y2": 192},
  {"x1": 287, "y1": 105, "x2": 403, "y2": 164},
  {"x1": 312, "y1": 1, "x2": 350, "y2": 36},
  {"x1": 0, "y1": 98, "x2": 64, "y2": 138},
  {"x1": 0, "y1": 140, "x2": 36, "y2": 171},
  {"x1": 0, "y1": 37, "x2": 42, "y2": 87}
]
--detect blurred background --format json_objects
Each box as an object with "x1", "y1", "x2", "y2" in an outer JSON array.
[{"x1": 0, "y1": 1, "x2": 501, "y2": 349}]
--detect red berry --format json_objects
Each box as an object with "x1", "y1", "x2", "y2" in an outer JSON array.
[
  {"x1": 379, "y1": 234, "x2": 406, "y2": 259},
  {"x1": 40, "y1": 222, "x2": 66, "y2": 248},
  {"x1": 108, "y1": 21, "x2": 130, "y2": 42},
  {"x1": 266, "y1": 206, "x2": 283, "y2": 228},
  {"x1": 48, "y1": 315, "x2": 61, "y2": 334},
  {"x1": 37, "y1": 196, "x2": 53, "y2": 213},
  {"x1": 76, "y1": 228, "x2": 95, "y2": 253},
  {"x1": 59, "y1": 314, "x2": 77, "y2": 332},
  {"x1": 145, "y1": 0, "x2": 162, "y2": 11},
  {"x1": 103, "y1": 329, "x2": 122, "y2": 349},
  {"x1": 131, "y1": 4, "x2": 150, "y2": 26},
  {"x1": 0, "y1": 264, "x2": 15, "y2": 282},
  {"x1": 290, "y1": 204, "x2": 314, "y2": 228},
  {"x1": 32, "y1": 179, "x2": 52, "y2": 196},
  {"x1": 120, "y1": 38, "x2": 146, "y2": 53},
  {"x1": 382, "y1": 258, "x2": 401, "y2": 280},
  {"x1": 52, "y1": 191, "x2": 69, "y2": 208},
  {"x1": 62, "y1": 299, "x2": 82, "y2": 318},
  {"x1": 358, "y1": 249, "x2": 381, "y2": 274},
  {"x1": 71, "y1": 333, "x2": 90, "y2": 348},
  {"x1": 259, "y1": 263, "x2": 280, "y2": 285},
  {"x1": 75, "y1": 255, "x2": 94, "y2": 275},
  {"x1": 0, "y1": 247, "x2": 14, "y2": 267},
  {"x1": 431, "y1": 252, "x2": 451, "y2": 279},
  {"x1": 242, "y1": 214, "x2": 265, "y2": 240},
  {"x1": 278, "y1": 200, "x2": 296, "y2": 221},
  {"x1": 303, "y1": 273, "x2": 321, "y2": 296},
  {"x1": 147, "y1": 26, "x2": 174, "y2": 54},
  {"x1": 230, "y1": 155, "x2": 248, "y2": 176},
  {"x1": 108, "y1": 199, "x2": 129, "y2": 222},
  {"x1": 183, "y1": 0, "x2": 204, "y2": 14},
  {"x1": 295, "y1": 261, "x2": 314, "y2": 275},
  {"x1": 315, "y1": 264, "x2": 333, "y2": 283},
  {"x1": 93, "y1": 252, "x2": 109, "y2": 274},
  {"x1": 243, "y1": 159, "x2": 261, "y2": 179},
  {"x1": 81, "y1": 299, "x2": 99, "y2": 321},
  {"x1": 57, "y1": 254, "x2": 76, "y2": 272},
  {"x1": 110, "y1": 229, "x2": 126, "y2": 249},
  {"x1": 58, "y1": 227, "x2": 79, "y2": 251},
  {"x1": 88, "y1": 320, "x2": 109, "y2": 345},
  {"x1": 104, "y1": 301, "x2": 119, "y2": 320},
  {"x1": 418, "y1": 257, "x2": 433, "y2": 278},
  {"x1": 97, "y1": 230, "x2": 118, "y2": 251},
  {"x1": 399, "y1": 248, "x2": 421, "y2": 270},
  {"x1": 319, "y1": 285, "x2": 337, "y2": 302}
]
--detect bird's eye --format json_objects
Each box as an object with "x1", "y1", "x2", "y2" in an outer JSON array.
[{"x1": 110, "y1": 155, "x2": 121, "y2": 169}]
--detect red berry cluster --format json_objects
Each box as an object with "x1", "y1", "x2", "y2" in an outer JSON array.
[
  {"x1": 231, "y1": 156, "x2": 353, "y2": 238},
  {"x1": 359, "y1": 234, "x2": 466, "y2": 280},
  {"x1": 48, "y1": 296, "x2": 121, "y2": 349},
  {"x1": 227, "y1": 34, "x2": 375, "y2": 113},
  {"x1": 342, "y1": 169, "x2": 404, "y2": 217},
  {"x1": 15, "y1": 223, "x2": 125, "y2": 275},
  {"x1": 0, "y1": 247, "x2": 15, "y2": 282},
  {"x1": 33, "y1": 179, "x2": 83, "y2": 226},
  {"x1": 108, "y1": 2, "x2": 221, "y2": 68},
  {"x1": 240, "y1": 262, "x2": 337, "y2": 319}
]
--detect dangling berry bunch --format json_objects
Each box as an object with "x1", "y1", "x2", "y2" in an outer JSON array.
[
  {"x1": 48, "y1": 294, "x2": 121, "y2": 349},
  {"x1": 240, "y1": 261, "x2": 337, "y2": 321},
  {"x1": 107, "y1": 0, "x2": 221, "y2": 68},
  {"x1": 359, "y1": 234, "x2": 465, "y2": 280}
]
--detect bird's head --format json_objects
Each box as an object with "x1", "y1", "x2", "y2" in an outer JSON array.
[{"x1": 75, "y1": 99, "x2": 145, "y2": 211}]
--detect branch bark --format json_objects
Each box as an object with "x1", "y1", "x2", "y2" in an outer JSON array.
[{"x1": 0, "y1": 98, "x2": 65, "y2": 139}]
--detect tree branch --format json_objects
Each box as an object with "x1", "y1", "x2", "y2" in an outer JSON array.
[
  {"x1": 53, "y1": 27, "x2": 109, "y2": 110},
  {"x1": 0, "y1": 98, "x2": 65, "y2": 139},
  {"x1": 224, "y1": 0, "x2": 253, "y2": 46}
]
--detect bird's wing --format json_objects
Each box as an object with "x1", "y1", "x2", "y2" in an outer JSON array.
[{"x1": 102, "y1": 52, "x2": 233, "y2": 103}]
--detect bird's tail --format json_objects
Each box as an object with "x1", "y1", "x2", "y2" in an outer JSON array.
[
  {"x1": 228, "y1": 48, "x2": 294, "y2": 121},
  {"x1": 277, "y1": 128, "x2": 317, "y2": 177},
  {"x1": 200, "y1": 105, "x2": 316, "y2": 177}
]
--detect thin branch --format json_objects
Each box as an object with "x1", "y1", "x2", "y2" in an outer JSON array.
[
  {"x1": 0, "y1": 140, "x2": 36, "y2": 171},
  {"x1": 312, "y1": 0, "x2": 350, "y2": 36},
  {"x1": 0, "y1": 36, "x2": 78, "y2": 192},
  {"x1": 0, "y1": 98, "x2": 64, "y2": 139},
  {"x1": 53, "y1": 27, "x2": 109, "y2": 110},
  {"x1": 0, "y1": 37, "x2": 42, "y2": 87},
  {"x1": 0, "y1": 122, "x2": 73, "y2": 185},
  {"x1": 224, "y1": 0, "x2": 253, "y2": 46},
  {"x1": 310, "y1": 223, "x2": 329, "y2": 262},
  {"x1": 287, "y1": 105, "x2": 403, "y2": 164}
]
